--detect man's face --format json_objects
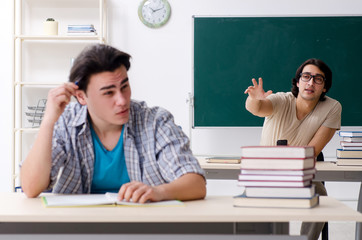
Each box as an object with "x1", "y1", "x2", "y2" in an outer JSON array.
[
  {"x1": 297, "y1": 64, "x2": 326, "y2": 102},
  {"x1": 77, "y1": 65, "x2": 131, "y2": 128}
]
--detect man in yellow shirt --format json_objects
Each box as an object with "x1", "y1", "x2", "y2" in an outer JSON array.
[{"x1": 245, "y1": 58, "x2": 342, "y2": 240}]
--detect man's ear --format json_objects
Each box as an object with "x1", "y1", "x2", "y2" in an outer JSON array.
[{"x1": 75, "y1": 90, "x2": 87, "y2": 105}]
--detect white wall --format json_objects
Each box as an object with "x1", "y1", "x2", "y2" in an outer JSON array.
[
  {"x1": 1, "y1": 0, "x2": 362, "y2": 196},
  {"x1": 106, "y1": 0, "x2": 362, "y2": 157}
]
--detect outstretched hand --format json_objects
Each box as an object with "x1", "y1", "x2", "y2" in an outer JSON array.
[{"x1": 244, "y1": 77, "x2": 272, "y2": 100}]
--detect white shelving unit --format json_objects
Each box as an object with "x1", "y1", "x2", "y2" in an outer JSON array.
[{"x1": 12, "y1": 0, "x2": 107, "y2": 191}]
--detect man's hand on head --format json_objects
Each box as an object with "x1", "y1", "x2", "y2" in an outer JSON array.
[{"x1": 42, "y1": 82, "x2": 79, "y2": 125}]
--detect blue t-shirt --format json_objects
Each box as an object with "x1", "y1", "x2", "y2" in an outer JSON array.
[{"x1": 90, "y1": 124, "x2": 130, "y2": 193}]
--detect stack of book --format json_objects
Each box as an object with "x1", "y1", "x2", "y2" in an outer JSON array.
[
  {"x1": 233, "y1": 146, "x2": 319, "y2": 208},
  {"x1": 336, "y1": 131, "x2": 362, "y2": 166},
  {"x1": 67, "y1": 24, "x2": 97, "y2": 36}
]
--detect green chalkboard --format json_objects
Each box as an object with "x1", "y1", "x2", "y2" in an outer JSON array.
[{"x1": 193, "y1": 16, "x2": 362, "y2": 127}]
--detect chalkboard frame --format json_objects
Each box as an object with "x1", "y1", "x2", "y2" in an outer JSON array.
[{"x1": 193, "y1": 15, "x2": 362, "y2": 127}]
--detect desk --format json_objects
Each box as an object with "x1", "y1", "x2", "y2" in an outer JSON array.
[
  {"x1": 198, "y1": 158, "x2": 362, "y2": 240},
  {"x1": 0, "y1": 193, "x2": 361, "y2": 239},
  {"x1": 198, "y1": 158, "x2": 362, "y2": 181}
]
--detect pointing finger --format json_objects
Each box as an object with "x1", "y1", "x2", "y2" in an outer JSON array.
[
  {"x1": 258, "y1": 77, "x2": 263, "y2": 88},
  {"x1": 251, "y1": 78, "x2": 258, "y2": 87}
]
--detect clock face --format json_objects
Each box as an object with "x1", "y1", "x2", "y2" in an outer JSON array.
[{"x1": 138, "y1": 0, "x2": 171, "y2": 28}]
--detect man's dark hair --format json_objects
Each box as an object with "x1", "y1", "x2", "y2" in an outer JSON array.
[
  {"x1": 69, "y1": 44, "x2": 131, "y2": 93},
  {"x1": 291, "y1": 58, "x2": 332, "y2": 101}
]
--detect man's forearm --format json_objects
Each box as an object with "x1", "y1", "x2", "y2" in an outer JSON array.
[
  {"x1": 157, "y1": 173, "x2": 206, "y2": 201},
  {"x1": 245, "y1": 96, "x2": 262, "y2": 115},
  {"x1": 20, "y1": 120, "x2": 55, "y2": 197}
]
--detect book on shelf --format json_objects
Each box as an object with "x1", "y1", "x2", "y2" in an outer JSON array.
[
  {"x1": 244, "y1": 185, "x2": 316, "y2": 198},
  {"x1": 67, "y1": 29, "x2": 96, "y2": 32},
  {"x1": 238, "y1": 173, "x2": 314, "y2": 182},
  {"x1": 66, "y1": 32, "x2": 97, "y2": 36},
  {"x1": 337, "y1": 159, "x2": 362, "y2": 166},
  {"x1": 237, "y1": 180, "x2": 311, "y2": 187},
  {"x1": 233, "y1": 193, "x2": 319, "y2": 208},
  {"x1": 241, "y1": 146, "x2": 314, "y2": 158},
  {"x1": 338, "y1": 131, "x2": 362, "y2": 137},
  {"x1": 67, "y1": 24, "x2": 95, "y2": 30},
  {"x1": 336, "y1": 149, "x2": 362, "y2": 159},
  {"x1": 206, "y1": 156, "x2": 241, "y2": 164},
  {"x1": 41, "y1": 193, "x2": 184, "y2": 208},
  {"x1": 343, "y1": 137, "x2": 362, "y2": 142},
  {"x1": 240, "y1": 157, "x2": 315, "y2": 170},
  {"x1": 68, "y1": 24, "x2": 95, "y2": 27},
  {"x1": 240, "y1": 168, "x2": 316, "y2": 176}
]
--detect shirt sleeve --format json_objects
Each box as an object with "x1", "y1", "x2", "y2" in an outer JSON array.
[
  {"x1": 154, "y1": 109, "x2": 205, "y2": 182},
  {"x1": 323, "y1": 100, "x2": 342, "y2": 130},
  {"x1": 266, "y1": 92, "x2": 289, "y2": 119}
]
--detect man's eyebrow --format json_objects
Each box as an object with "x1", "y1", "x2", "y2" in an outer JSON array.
[
  {"x1": 121, "y1": 77, "x2": 129, "y2": 85},
  {"x1": 99, "y1": 77, "x2": 129, "y2": 91},
  {"x1": 99, "y1": 84, "x2": 116, "y2": 91}
]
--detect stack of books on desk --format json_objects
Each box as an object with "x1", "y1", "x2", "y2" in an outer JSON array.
[
  {"x1": 234, "y1": 146, "x2": 319, "y2": 208},
  {"x1": 336, "y1": 131, "x2": 362, "y2": 166},
  {"x1": 67, "y1": 24, "x2": 97, "y2": 36}
]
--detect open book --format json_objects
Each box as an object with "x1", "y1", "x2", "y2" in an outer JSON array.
[{"x1": 41, "y1": 193, "x2": 184, "y2": 207}]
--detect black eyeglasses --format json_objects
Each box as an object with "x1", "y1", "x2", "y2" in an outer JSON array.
[{"x1": 299, "y1": 72, "x2": 325, "y2": 85}]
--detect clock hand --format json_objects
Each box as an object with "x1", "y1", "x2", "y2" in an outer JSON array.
[{"x1": 152, "y1": 7, "x2": 164, "y2": 12}]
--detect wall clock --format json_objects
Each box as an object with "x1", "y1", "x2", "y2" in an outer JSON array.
[{"x1": 138, "y1": 0, "x2": 171, "y2": 28}]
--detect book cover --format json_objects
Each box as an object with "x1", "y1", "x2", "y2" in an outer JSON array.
[
  {"x1": 233, "y1": 194, "x2": 319, "y2": 208},
  {"x1": 245, "y1": 185, "x2": 316, "y2": 198},
  {"x1": 240, "y1": 157, "x2": 315, "y2": 170},
  {"x1": 41, "y1": 193, "x2": 184, "y2": 208},
  {"x1": 237, "y1": 180, "x2": 311, "y2": 187},
  {"x1": 336, "y1": 149, "x2": 362, "y2": 159},
  {"x1": 343, "y1": 137, "x2": 362, "y2": 142},
  {"x1": 340, "y1": 141, "x2": 362, "y2": 147},
  {"x1": 342, "y1": 147, "x2": 362, "y2": 150},
  {"x1": 241, "y1": 146, "x2": 314, "y2": 158},
  {"x1": 337, "y1": 159, "x2": 362, "y2": 166},
  {"x1": 240, "y1": 168, "x2": 316, "y2": 176},
  {"x1": 206, "y1": 156, "x2": 241, "y2": 164},
  {"x1": 238, "y1": 173, "x2": 314, "y2": 182},
  {"x1": 338, "y1": 131, "x2": 362, "y2": 137}
]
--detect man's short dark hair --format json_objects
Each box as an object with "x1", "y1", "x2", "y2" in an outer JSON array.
[
  {"x1": 291, "y1": 58, "x2": 332, "y2": 101},
  {"x1": 69, "y1": 44, "x2": 131, "y2": 93}
]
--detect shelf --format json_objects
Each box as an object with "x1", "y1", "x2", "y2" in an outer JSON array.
[
  {"x1": 15, "y1": 35, "x2": 104, "y2": 41},
  {"x1": 14, "y1": 128, "x2": 40, "y2": 133},
  {"x1": 14, "y1": 82, "x2": 63, "y2": 86},
  {"x1": 21, "y1": 0, "x2": 100, "y2": 9},
  {"x1": 12, "y1": 0, "x2": 107, "y2": 191}
]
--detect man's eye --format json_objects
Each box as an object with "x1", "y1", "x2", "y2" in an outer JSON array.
[
  {"x1": 302, "y1": 73, "x2": 311, "y2": 78},
  {"x1": 104, "y1": 91, "x2": 113, "y2": 95}
]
